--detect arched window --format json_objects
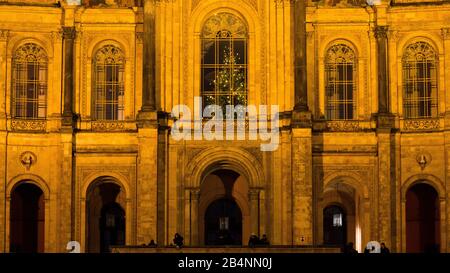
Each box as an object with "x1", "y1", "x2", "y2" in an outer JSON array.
[
  {"x1": 201, "y1": 13, "x2": 248, "y2": 110},
  {"x1": 402, "y1": 41, "x2": 438, "y2": 119},
  {"x1": 325, "y1": 44, "x2": 357, "y2": 120},
  {"x1": 93, "y1": 45, "x2": 125, "y2": 121},
  {"x1": 11, "y1": 43, "x2": 48, "y2": 119}
]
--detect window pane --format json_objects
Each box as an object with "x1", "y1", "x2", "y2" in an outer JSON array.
[
  {"x1": 201, "y1": 13, "x2": 248, "y2": 112},
  {"x1": 325, "y1": 44, "x2": 356, "y2": 120},
  {"x1": 202, "y1": 68, "x2": 216, "y2": 92},
  {"x1": 12, "y1": 43, "x2": 47, "y2": 119},
  {"x1": 402, "y1": 42, "x2": 438, "y2": 119},
  {"x1": 202, "y1": 40, "x2": 215, "y2": 65},
  {"x1": 93, "y1": 45, "x2": 125, "y2": 121}
]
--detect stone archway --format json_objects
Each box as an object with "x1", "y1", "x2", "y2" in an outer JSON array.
[
  {"x1": 10, "y1": 182, "x2": 45, "y2": 253},
  {"x1": 406, "y1": 183, "x2": 440, "y2": 253},
  {"x1": 184, "y1": 147, "x2": 265, "y2": 246},
  {"x1": 401, "y1": 175, "x2": 446, "y2": 253},
  {"x1": 198, "y1": 170, "x2": 249, "y2": 246},
  {"x1": 85, "y1": 177, "x2": 126, "y2": 253},
  {"x1": 318, "y1": 176, "x2": 367, "y2": 252}
]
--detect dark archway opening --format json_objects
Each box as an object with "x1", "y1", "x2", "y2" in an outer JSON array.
[
  {"x1": 87, "y1": 181, "x2": 125, "y2": 253},
  {"x1": 100, "y1": 202, "x2": 125, "y2": 253},
  {"x1": 205, "y1": 198, "x2": 242, "y2": 246},
  {"x1": 406, "y1": 183, "x2": 440, "y2": 253},
  {"x1": 323, "y1": 205, "x2": 347, "y2": 247},
  {"x1": 10, "y1": 183, "x2": 45, "y2": 253}
]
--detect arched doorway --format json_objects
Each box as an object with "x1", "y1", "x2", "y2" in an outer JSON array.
[
  {"x1": 199, "y1": 169, "x2": 250, "y2": 246},
  {"x1": 205, "y1": 198, "x2": 242, "y2": 245},
  {"x1": 86, "y1": 179, "x2": 126, "y2": 253},
  {"x1": 320, "y1": 181, "x2": 362, "y2": 251},
  {"x1": 406, "y1": 183, "x2": 440, "y2": 253},
  {"x1": 10, "y1": 183, "x2": 45, "y2": 253},
  {"x1": 323, "y1": 205, "x2": 347, "y2": 247}
]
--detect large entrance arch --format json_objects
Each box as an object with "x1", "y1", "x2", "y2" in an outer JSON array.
[
  {"x1": 198, "y1": 169, "x2": 250, "y2": 246},
  {"x1": 86, "y1": 178, "x2": 126, "y2": 253},
  {"x1": 10, "y1": 182, "x2": 45, "y2": 253},
  {"x1": 406, "y1": 183, "x2": 440, "y2": 253},
  {"x1": 185, "y1": 147, "x2": 265, "y2": 246},
  {"x1": 318, "y1": 179, "x2": 365, "y2": 252}
]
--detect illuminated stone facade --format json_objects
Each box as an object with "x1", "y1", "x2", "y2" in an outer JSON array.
[{"x1": 0, "y1": 0, "x2": 449, "y2": 253}]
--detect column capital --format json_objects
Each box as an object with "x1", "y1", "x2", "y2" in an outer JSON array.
[
  {"x1": 136, "y1": 32, "x2": 144, "y2": 44},
  {"x1": 442, "y1": 28, "x2": 450, "y2": 40},
  {"x1": 0, "y1": 30, "x2": 10, "y2": 42},
  {"x1": 190, "y1": 188, "x2": 201, "y2": 201},
  {"x1": 62, "y1": 26, "x2": 76, "y2": 40},
  {"x1": 388, "y1": 30, "x2": 399, "y2": 42},
  {"x1": 374, "y1": 25, "x2": 389, "y2": 40},
  {"x1": 274, "y1": 0, "x2": 297, "y2": 8},
  {"x1": 248, "y1": 188, "x2": 260, "y2": 201}
]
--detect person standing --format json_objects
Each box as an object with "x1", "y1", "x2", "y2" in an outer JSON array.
[{"x1": 380, "y1": 242, "x2": 390, "y2": 254}]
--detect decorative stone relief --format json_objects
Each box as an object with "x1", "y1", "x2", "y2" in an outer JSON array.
[
  {"x1": 325, "y1": 121, "x2": 361, "y2": 132},
  {"x1": 313, "y1": 0, "x2": 367, "y2": 7},
  {"x1": 416, "y1": 152, "x2": 432, "y2": 170},
  {"x1": 20, "y1": 151, "x2": 37, "y2": 171},
  {"x1": 403, "y1": 119, "x2": 440, "y2": 131},
  {"x1": 11, "y1": 119, "x2": 46, "y2": 132}
]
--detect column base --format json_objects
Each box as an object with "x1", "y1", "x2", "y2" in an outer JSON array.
[
  {"x1": 373, "y1": 112, "x2": 396, "y2": 130},
  {"x1": 291, "y1": 110, "x2": 312, "y2": 128},
  {"x1": 137, "y1": 110, "x2": 158, "y2": 128},
  {"x1": 61, "y1": 112, "x2": 77, "y2": 129}
]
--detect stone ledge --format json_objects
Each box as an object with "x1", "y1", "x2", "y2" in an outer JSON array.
[{"x1": 111, "y1": 246, "x2": 341, "y2": 253}]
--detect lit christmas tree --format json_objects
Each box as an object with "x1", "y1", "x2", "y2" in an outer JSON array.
[{"x1": 209, "y1": 45, "x2": 247, "y2": 110}]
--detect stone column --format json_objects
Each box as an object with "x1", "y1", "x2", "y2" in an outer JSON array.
[
  {"x1": 442, "y1": 28, "x2": 450, "y2": 128},
  {"x1": 374, "y1": 24, "x2": 395, "y2": 249},
  {"x1": 190, "y1": 189, "x2": 200, "y2": 246},
  {"x1": 375, "y1": 26, "x2": 389, "y2": 114},
  {"x1": 140, "y1": 0, "x2": 157, "y2": 113},
  {"x1": 293, "y1": 0, "x2": 308, "y2": 112},
  {"x1": 0, "y1": 30, "x2": 8, "y2": 128},
  {"x1": 136, "y1": 0, "x2": 159, "y2": 247},
  {"x1": 248, "y1": 188, "x2": 260, "y2": 236},
  {"x1": 62, "y1": 27, "x2": 76, "y2": 126},
  {"x1": 291, "y1": 128, "x2": 313, "y2": 245},
  {"x1": 442, "y1": 28, "x2": 450, "y2": 252},
  {"x1": 377, "y1": 130, "x2": 393, "y2": 248}
]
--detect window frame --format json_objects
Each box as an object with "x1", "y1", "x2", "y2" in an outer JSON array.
[
  {"x1": 324, "y1": 43, "x2": 357, "y2": 121},
  {"x1": 401, "y1": 41, "x2": 439, "y2": 119},
  {"x1": 200, "y1": 12, "x2": 249, "y2": 113},
  {"x1": 91, "y1": 44, "x2": 126, "y2": 121},
  {"x1": 11, "y1": 43, "x2": 48, "y2": 120}
]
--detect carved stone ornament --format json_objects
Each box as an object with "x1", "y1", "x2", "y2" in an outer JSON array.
[
  {"x1": 11, "y1": 119, "x2": 47, "y2": 132},
  {"x1": 416, "y1": 152, "x2": 432, "y2": 170},
  {"x1": 20, "y1": 151, "x2": 37, "y2": 171},
  {"x1": 403, "y1": 119, "x2": 440, "y2": 131}
]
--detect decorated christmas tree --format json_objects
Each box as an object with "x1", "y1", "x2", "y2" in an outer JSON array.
[{"x1": 210, "y1": 45, "x2": 247, "y2": 109}]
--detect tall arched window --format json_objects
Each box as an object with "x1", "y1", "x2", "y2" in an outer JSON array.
[
  {"x1": 201, "y1": 13, "x2": 248, "y2": 110},
  {"x1": 93, "y1": 45, "x2": 125, "y2": 121},
  {"x1": 11, "y1": 43, "x2": 48, "y2": 119},
  {"x1": 325, "y1": 44, "x2": 357, "y2": 120},
  {"x1": 402, "y1": 41, "x2": 438, "y2": 119}
]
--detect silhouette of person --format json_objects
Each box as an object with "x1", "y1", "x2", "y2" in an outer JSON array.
[
  {"x1": 260, "y1": 234, "x2": 269, "y2": 246},
  {"x1": 343, "y1": 242, "x2": 358, "y2": 254},
  {"x1": 380, "y1": 242, "x2": 390, "y2": 254},
  {"x1": 248, "y1": 234, "x2": 259, "y2": 247},
  {"x1": 173, "y1": 233, "x2": 184, "y2": 248}
]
